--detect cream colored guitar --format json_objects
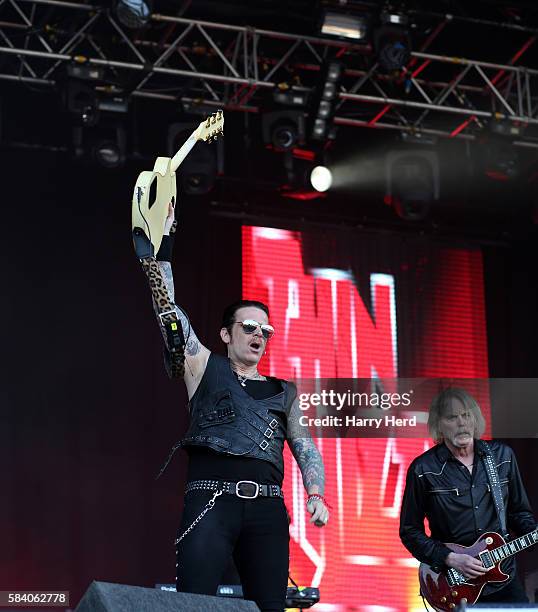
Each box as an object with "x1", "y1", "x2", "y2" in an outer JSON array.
[{"x1": 132, "y1": 110, "x2": 224, "y2": 258}]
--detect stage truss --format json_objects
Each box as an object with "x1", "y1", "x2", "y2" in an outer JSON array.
[{"x1": 1, "y1": 0, "x2": 538, "y2": 147}]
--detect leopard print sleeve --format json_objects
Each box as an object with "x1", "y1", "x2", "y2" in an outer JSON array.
[{"x1": 153, "y1": 261, "x2": 203, "y2": 357}]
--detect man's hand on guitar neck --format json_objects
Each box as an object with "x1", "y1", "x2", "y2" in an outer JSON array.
[{"x1": 446, "y1": 552, "x2": 488, "y2": 579}]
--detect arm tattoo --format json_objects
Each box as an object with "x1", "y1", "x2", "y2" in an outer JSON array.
[
  {"x1": 287, "y1": 397, "x2": 326, "y2": 494},
  {"x1": 154, "y1": 261, "x2": 202, "y2": 357}
]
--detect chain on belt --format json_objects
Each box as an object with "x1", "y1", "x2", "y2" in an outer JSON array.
[{"x1": 174, "y1": 488, "x2": 224, "y2": 546}]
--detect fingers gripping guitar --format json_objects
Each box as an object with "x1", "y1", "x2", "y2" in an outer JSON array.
[
  {"x1": 131, "y1": 110, "x2": 223, "y2": 259},
  {"x1": 446, "y1": 552, "x2": 488, "y2": 579}
]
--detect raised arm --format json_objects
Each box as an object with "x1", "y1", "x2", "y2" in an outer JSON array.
[
  {"x1": 286, "y1": 389, "x2": 329, "y2": 527},
  {"x1": 152, "y1": 204, "x2": 210, "y2": 397}
]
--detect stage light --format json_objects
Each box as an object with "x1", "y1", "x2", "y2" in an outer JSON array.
[
  {"x1": 483, "y1": 139, "x2": 519, "y2": 181},
  {"x1": 310, "y1": 166, "x2": 332, "y2": 192},
  {"x1": 273, "y1": 86, "x2": 309, "y2": 107},
  {"x1": 381, "y1": 9, "x2": 409, "y2": 26},
  {"x1": 72, "y1": 124, "x2": 126, "y2": 168},
  {"x1": 320, "y1": 11, "x2": 368, "y2": 42},
  {"x1": 310, "y1": 61, "x2": 343, "y2": 142},
  {"x1": 262, "y1": 111, "x2": 305, "y2": 152},
  {"x1": 115, "y1": 0, "x2": 152, "y2": 29},
  {"x1": 374, "y1": 8, "x2": 411, "y2": 72},
  {"x1": 93, "y1": 125, "x2": 126, "y2": 168},
  {"x1": 272, "y1": 122, "x2": 298, "y2": 150},
  {"x1": 281, "y1": 157, "x2": 327, "y2": 200},
  {"x1": 93, "y1": 140, "x2": 123, "y2": 168},
  {"x1": 385, "y1": 151, "x2": 439, "y2": 221},
  {"x1": 64, "y1": 80, "x2": 99, "y2": 127},
  {"x1": 375, "y1": 28, "x2": 411, "y2": 71}
]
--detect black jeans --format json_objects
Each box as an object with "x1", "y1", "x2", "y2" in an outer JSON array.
[{"x1": 176, "y1": 491, "x2": 289, "y2": 612}]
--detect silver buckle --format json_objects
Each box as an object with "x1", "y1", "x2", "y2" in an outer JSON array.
[
  {"x1": 235, "y1": 481, "x2": 259, "y2": 499},
  {"x1": 269, "y1": 419, "x2": 278, "y2": 429},
  {"x1": 259, "y1": 439, "x2": 269, "y2": 451},
  {"x1": 264, "y1": 428, "x2": 273, "y2": 438},
  {"x1": 158, "y1": 309, "x2": 177, "y2": 321}
]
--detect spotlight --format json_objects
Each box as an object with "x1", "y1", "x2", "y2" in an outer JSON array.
[
  {"x1": 281, "y1": 157, "x2": 327, "y2": 200},
  {"x1": 310, "y1": 166, "x2": 332, "y2": 192},
  {"x1": 262, "y1": 111, "x2": 305, "y2": 152},
  {"x1": 310, "y1": 61, "x2": 343, "y2": 142},
  {"x1": 320, "y1": 11, "x2": 369, "y2": 42},
  {"x1": 385, "y1": 151, "x2": 439, "y2": 221},
  {"x1": 115, "y1": 0, "x2": 152, "y2": 29}
]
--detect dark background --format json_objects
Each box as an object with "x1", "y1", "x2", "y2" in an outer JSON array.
[{"x1": 1, "y1": 0, "x2": 538, "y2": 605}]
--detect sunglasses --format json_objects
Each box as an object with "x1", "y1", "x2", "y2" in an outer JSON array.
[{"x1": 234, "y1": 319, "x2": 275, "y2": 340}]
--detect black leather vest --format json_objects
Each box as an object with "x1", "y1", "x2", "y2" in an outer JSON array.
[{"x1": 182, "y1": 353, "x2": 294, "y2": 474}]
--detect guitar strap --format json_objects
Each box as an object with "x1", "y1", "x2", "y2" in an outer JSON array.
[
  {"x1": 481, "y1": 441, "x2": 509, "y2": 538},
  {"x1": 134, "y1": 223, "x2": 185, "y2": 379}
]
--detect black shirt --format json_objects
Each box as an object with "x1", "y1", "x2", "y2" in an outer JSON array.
[
  {"x1": 186, "y1": 377, "x2": 286, "y2": 485},
  {"x1": 399, "y1": 440, "x2": 536, "y2": 594}
]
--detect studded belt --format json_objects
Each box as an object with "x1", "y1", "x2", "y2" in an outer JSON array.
[{"x1": 185, "y1": 479, "x2": 283, "y2": 499}]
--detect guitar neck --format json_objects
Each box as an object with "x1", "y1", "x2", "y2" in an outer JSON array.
[
  {"x1": 171, "y1": 130, "x2": 198, "y2": 173},
  {"x1": 491, "y1": 529, "x2": 538, "y2": 563}
]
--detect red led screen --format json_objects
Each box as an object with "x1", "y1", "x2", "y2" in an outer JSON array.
[{"x1": 242, "y1": 225, "x2": 490, "y2": 611}]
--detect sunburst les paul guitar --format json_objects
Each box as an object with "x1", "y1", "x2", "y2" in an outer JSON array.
[
  {"x1": 131, "y1": 110, "x2": 224, "y2": 258},
  {"x1": 419, "y1": 528, "x2": 538, "y2": 611}
]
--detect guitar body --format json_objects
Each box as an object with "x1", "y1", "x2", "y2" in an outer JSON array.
[
  {"x1": 419, "y1": 532, "x2": 509, "y2": 611},
  {"x1": 131, "y1": 110, "x2": 223, "y2": 259},
  {"x1": 132, "y1": 156, "x2": 177, "y2": 257}
]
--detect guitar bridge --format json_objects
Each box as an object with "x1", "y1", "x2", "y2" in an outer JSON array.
[{"x1": 447, "y1": 568, "x2": 466, "y2": 587}]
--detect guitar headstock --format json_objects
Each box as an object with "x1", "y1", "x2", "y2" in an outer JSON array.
[{"x1": 195, "y1": 110, "x2": 224, "y2": 143}]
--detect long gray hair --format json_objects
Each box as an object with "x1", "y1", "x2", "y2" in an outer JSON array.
[{"x1": 428, "y1": 387, "x2": 486, "y2": 443}]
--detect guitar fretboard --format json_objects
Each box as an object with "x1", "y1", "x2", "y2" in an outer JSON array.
[{"x1": 489, "y1": 529, "x2": 537, "y2": 563}]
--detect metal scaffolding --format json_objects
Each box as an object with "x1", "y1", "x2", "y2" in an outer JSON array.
[{"x1": 1, "y1": 0, "x2": 538, "y2": 146}]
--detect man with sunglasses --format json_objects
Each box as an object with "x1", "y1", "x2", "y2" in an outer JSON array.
[{"x1": 148, "y1": 205, "x2": 329, "y2": 612}]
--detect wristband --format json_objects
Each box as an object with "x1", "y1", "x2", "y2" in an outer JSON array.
[
  {"x1": 306, "y1": 494, "x2": 330, "y2": 509},
  {"x1": 156, "y1": 235, "x2": 174, "y2": 262}
]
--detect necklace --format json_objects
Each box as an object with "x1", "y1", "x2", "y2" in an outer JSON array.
[{"x1": 233, "y1": 369, "x2": 267, "y2": 387}]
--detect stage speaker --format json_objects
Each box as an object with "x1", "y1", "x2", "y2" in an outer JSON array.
[{"x1": 75, "y1": 581, "x2": 260, "y2": 612}]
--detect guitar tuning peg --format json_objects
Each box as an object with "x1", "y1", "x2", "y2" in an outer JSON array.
[
  {"x1": 211, "y1": 115, "x2": 216, "y2": 124},
  {"x1": 205, "y1": 117, "x2": 211, "y2": 128},
  {"x1": 217, "y1": 109, "x2": 223, "y2": 119}
]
